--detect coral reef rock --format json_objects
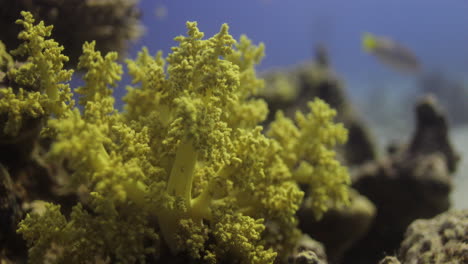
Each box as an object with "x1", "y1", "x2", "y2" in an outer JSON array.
[
  {"x1": 380, "y1": 209, "x2": 468, "y2": 264},
  {"x1": 344, "y1": 95, "x2": 459, "y2": 264},
  {"x1": 0, "y1": 0, "x2": 143, "y2": 65},
  {"x1": 378, "y1": 256, "x2": 402, "y2": 264},
  {"x1": 287, "y1": 234, "x2": 328, "y2": 264},
  {"x1": 0, "y1": 164, "x2": 26, "y2": 262},
  {"x1": 397, "y1": 209, "x2": 468, "y2": 264},
  {"x1": 419, "y1": 71, "x2": 468, "y2": 127},
  {"x1": 298, "y1": 189, "x2": 376, "y2": 263}
]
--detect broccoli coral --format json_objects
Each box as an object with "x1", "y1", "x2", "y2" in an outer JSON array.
[{"x1": 9, "y1": 12, "x2": 350, "y2": 264}]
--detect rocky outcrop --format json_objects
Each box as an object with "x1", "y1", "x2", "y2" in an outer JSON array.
[
  {"x1": 397, "y1": 209, "x2": 468, "y2": 264},
  {"x1": 0, "y1": 0, "x2": 142, "y2": 65},
  {"x1": 287, "y1": 235, "x2": 328, "y2": 264},
  {"x1": 343, "y1": 95, "x2": 459, "y2": 264},
  {"x1": 377, "y1": 209, "x2": 468, "y2": 264},
  {"x1": 298, "y1": 189, "x2": 376, "y2": 263}
]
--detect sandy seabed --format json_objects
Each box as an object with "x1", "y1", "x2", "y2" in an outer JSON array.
[{"x1": 451, "y1": 125, "x2": 468, "y2": 209}]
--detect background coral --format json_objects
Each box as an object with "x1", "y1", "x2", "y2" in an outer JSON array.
[{"x1": 0, "y1": 0, "x2": 143, "y2": 65}]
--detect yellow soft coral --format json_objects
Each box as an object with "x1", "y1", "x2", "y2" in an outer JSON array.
[
  {"x1": 0, "y1": 11, "x2": 73, "y2": 136},
  {"x1": 15, "y1": 13, "x2": 350, "y2": 264},
  {"x1": 268, "y1": 98, "x2": 350, "y2": 219}
]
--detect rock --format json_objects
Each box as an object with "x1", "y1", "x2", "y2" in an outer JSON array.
[
  {"x1": 0, "y1": 0, "x2": 142, "y2": 65},
  {"x1": 298, "y1": 189, "x2": 376, "y2": 263},
  {"x1": 378, "y1": 256, "x2": 402, "y2": 264},
  {"x1": 378, "y1": 210, "x2": 468, "y2": 264},
  {"x1": 344, "y1": 95, "x2": 459, "y2": 264},
  {"x1": 419, "y1": 71, "x2": 468, "y2": 127},
  {"x1": 408, "y1": 95, "x2": 459, "y2": 173},
  {"x1": 287, "y1": 234, "x2": 328, "y2": 264},
  {"x1": 0, "y1": 164, "x2": 26, "y2": 262},
  {"x1": 397, "y1": 209, "x2": 468, "y2": 264}
]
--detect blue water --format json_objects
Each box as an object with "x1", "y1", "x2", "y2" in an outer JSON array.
[{"x1": 130, "y1": 0, "x2": 468, "y2": 98}]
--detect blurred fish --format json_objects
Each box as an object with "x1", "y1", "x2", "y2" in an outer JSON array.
[
  {"x1": 362, "y1": 33, "x2": 421, "y2": 74},
  {"x1": 154, "y1": 5, "x2": 168, "y2": 21}
]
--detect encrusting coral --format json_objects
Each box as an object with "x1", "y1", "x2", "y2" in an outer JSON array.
[
  {"x1": 376, "y1": 209, "x2": 468, "y2": 264},
  {"x1": 397, "y1": 209, "x2": 468, "y2": 264},
  {"x1": 0, "y1": 11, "x2": 350, "y2": 263}
]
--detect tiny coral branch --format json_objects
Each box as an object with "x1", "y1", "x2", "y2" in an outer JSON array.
[
  {"x1": 12, "y1": 11, "x2": 72, "y2": 102},
  {"x1": 76, "y1": 41, "x2": 122, "y2": 107}
]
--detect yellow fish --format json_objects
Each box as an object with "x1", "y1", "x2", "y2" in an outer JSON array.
[{"x1": 362, "y1": 33, "x2": 421, "y2": 74}]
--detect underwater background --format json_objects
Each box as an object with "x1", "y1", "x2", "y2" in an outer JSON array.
[
  {"x1": 0, "y1": 1, "x2": 466, "y2": 263},
  {"x1": 128, "y1": 0, "x2": 468, "y2": 209}
]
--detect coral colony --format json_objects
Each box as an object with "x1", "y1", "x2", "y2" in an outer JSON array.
[{"x1": 1, "y1": 12, "x2": 348, "y2": 263}]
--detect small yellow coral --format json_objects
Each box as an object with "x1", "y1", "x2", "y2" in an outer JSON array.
[
  {"x1": 268, "y1": 98, "x2": 350, "y2": 219},
  {"x1": 76, "y1": 41, "x2": 122, "y2": 107},
  {"x1": 0, "y1": 11, "x2": 73, "y2": 136},
  {"x1": 11, "y1": 11, "x2": 72, "y2": 102},
  {"x1": 0, "y1": 87, "x2": 44, "y2": 136}
]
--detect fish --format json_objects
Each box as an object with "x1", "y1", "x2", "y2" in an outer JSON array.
[
  {"x1": 362, "y1": 33, "x2": 421, "y2": 74},
  {"x1": 154, "y1": 5, "x2": 168, "y2": 20}
]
